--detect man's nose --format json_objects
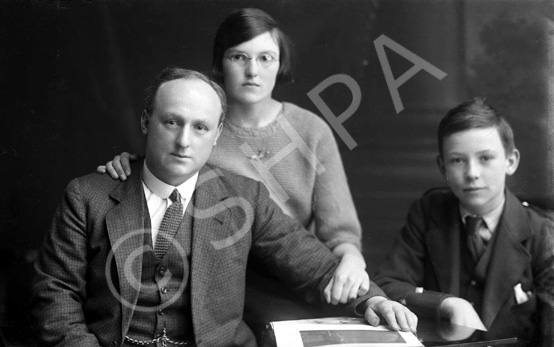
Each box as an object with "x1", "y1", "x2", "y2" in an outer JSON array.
[{"x1": 176, "y1": 127, "x2": 191, "y2": 147}]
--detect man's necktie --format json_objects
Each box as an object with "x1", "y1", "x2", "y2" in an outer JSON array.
[
  {"x1": 155, "y1": 189, "x2": 184, "y2": 258},
  {"x1": 466, "y1": 216, "x2": 486, "y2": 262}
]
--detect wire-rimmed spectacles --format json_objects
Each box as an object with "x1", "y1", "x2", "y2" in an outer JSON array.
[{"x1": 225, "y1": 53, "x2": 279, "y2": 67}]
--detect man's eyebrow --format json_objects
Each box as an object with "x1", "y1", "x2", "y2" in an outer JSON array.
[{"x1": 156, "y1": 113, "x2": 178, "y2": 120}]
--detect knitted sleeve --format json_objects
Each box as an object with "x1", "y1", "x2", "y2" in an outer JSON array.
[{"x1": 305, "y1": 109, "x2": 362, "y2": 250}]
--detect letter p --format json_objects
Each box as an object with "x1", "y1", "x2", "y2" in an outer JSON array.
[{"x1": 308, "y1": 74, "x2": 361, "y2": 150}]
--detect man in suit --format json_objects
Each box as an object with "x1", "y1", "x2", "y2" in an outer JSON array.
[
  {"x1": 374, "y1": 99, "x2": 554, "y2": 346},
  {"x1": 31, "y1": 67, "x2": 417, "y2": 347}
]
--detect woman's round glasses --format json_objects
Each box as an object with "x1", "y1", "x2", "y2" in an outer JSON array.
[{"x1": 226, "y1": 53, "x2": 279, "y2": 68}]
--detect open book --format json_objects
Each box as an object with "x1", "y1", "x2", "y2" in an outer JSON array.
[{"x1": 270, "y1": 317, "x2": 423, "y2": 347}]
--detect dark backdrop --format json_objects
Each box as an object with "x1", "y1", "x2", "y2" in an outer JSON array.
[{"x1": 1, "y1": 0, "x2": 553, "y2": 329}]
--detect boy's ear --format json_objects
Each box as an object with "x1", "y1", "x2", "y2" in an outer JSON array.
[
  {"x1": 436, "y1": 155, "x2": 446, "y2": 178},
  {"x1": 505, "y1": 148, "x2": 520, "y2": 176},
  {"x1": 141, "y1": 110, "x2": 149, "y2": 135}
]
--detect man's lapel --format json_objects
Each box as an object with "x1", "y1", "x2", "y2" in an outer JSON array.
[
  {"x1": 427, "y1": 195, "x2": 463, "y2": 295},
  {"x1": 189, "y1": 166, "x2": 231, "y2": 329},
  {"x1": 105, "y1": 170, "x2": 147, "y2": 336},
  {"x1": 481, "y1": 190, "x2": 532, "y2": 327}
]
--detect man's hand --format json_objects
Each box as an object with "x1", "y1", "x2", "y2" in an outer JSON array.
[
  {"x1": 364, "y1": 296, "x2": 418, "y2": 333},
  {"x1": 439, "y1": 297, "x2": 486, "y2": 331},
  {"x1": 96, "y1": 152, "x2": 137, "y2": 180},
  {"x1": 324, "y1": 252, "x2": 370, "y2": 305}
]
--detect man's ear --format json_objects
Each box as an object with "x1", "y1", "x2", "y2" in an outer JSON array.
[
  {"x1": 436, "y1": 154, "x2": 446, "y2": 178},
  {"x1": 141, "y1": 110, "x2": 149, "y2": 135},
  {"x1": 213, "y1": 122, "x2": 223, "y2": 146},
  {"x1": 505, "y1": 148, "x2": 520, "y2": 176}
]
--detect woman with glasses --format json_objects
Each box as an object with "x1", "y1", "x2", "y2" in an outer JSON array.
[{"x1": 98, "y1": 7, "x2": 369, "y2": 338}]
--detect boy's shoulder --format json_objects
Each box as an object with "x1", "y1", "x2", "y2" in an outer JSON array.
[
  {"x1": 506, "y1": 191, "x2": 554, "y2": 242},
  {"x1": 516, "y1": 195, "x2": 554, "y2": 222},
  {"x1": 420, "y1": 186, "x2": 457, "y2": 206},
  {"x1": 411, "y1": 187, "x2": 459, "y2": 222},
  {"x1": 420, "y1": 187, "x2": 554, "y2": 220},
  {"x1": 510, "y1": 194, "x2": 554, "y2": 261},
  {"x1": 518, "y1": 200, "x2": 554, "y2": 230},
  {"x1": 422, "y1": 186, "x2": 453, "y2": 197}
]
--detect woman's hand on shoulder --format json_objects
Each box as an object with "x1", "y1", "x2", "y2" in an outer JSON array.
[{"x1": 96, "y1": 152, "x2": 137, "y2": 181}]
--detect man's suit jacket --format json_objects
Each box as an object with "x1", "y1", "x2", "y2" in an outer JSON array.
[
  {"x1": 374, "y1": 188, "x2": 554, "y2": 346},
  {"x1": 31, "y1": 163, "x2": 376, "y2": 347}
]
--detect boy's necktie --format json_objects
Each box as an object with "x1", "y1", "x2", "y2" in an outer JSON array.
[
  {"x1": 466, "y1": 216, "x2": 486, "y2": 262},
  {"x1": 155, "y1": 189, "x2": 184, "y2": 258}
]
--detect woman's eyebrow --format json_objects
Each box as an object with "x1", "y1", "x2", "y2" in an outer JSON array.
[{"x1": 227, "y1": 48, "x2": 278, "y2": 54}]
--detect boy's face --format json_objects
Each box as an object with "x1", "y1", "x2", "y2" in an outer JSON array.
[{"x1": 437, "y1": 127, "x2": 519, "y2": 216}]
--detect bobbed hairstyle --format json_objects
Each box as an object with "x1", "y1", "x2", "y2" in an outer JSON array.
[
  {"x1": 211, "y1": 8, "x2": 295, "y2": 85},
  {"x1": 144, "y1": 67, "x2": 227, "y2": 125},
  {"x1": 437, "y1": 98, "x2": 516, "y2": 156}
]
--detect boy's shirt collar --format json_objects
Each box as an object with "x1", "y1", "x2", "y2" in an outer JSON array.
[{"x1": 460, "y1": 194, "x2": 506, "y2": 233}]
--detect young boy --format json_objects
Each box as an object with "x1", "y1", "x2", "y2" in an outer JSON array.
[{"x1": 374, "y1": 99, "x2": 554, "y2": 346}]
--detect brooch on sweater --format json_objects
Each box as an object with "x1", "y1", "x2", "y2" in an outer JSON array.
[{"x1": 247, "y1": 149, "x2": 270, "y2": 160}]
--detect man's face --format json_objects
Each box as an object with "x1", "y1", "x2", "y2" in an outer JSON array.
[
  {"x1": 437, "y1": 127, "x2": 519, "y2": 215},
  {"x1": 142, "y1": 78, "x2": 223, "y2": 186}
]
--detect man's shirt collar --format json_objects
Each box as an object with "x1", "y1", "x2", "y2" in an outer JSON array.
[{"x1": 141, "y1": 162, "x2": 198, "y2": 202}]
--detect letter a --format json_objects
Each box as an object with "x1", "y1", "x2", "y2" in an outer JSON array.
[{"x1": 374, "y1": 34, "x2": 447, "y2": 113}]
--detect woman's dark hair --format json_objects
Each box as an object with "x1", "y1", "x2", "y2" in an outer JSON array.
[
  {"x1": 211, "y1": 8, "x2": 294, "y2": 85},
  {"x1": 437, "y1": 98, "x2": 516, "y2": 156}
]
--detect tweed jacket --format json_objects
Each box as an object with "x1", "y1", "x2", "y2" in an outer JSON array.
[
  {"x1": 374, "y1": 188, "x2": 554, "y2": 346},
  {"x1": 31, "y1": 163, "x2": 378, "y2": 347}
]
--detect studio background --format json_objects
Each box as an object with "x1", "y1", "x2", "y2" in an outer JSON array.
[{"x1": 1, "y1": 0, "x2": 553, "y2": 333}]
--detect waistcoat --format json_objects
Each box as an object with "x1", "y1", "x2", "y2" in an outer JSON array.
[
  {"x1": 459, "y1": 220, "x2": 499, "y2": 316},
  {"x1": 125, "y1": 197, "x2": 194, "y2": 345}
]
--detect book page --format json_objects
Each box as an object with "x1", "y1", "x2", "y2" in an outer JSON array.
[{"x1": 271, "y1": 317, "x2": 423, "y2": 347}]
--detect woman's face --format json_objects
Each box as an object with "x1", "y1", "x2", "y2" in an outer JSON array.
[{"x1": 222, "y1": 31, "x2": 280, "y2": 105}]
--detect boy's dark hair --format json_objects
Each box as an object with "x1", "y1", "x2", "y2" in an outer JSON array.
[
  {"x1": 144, "y1": 67, "x2": 227, "y2": 125},
  {"x1": 211, "y1": 8, "x2": 295, "y2": 85},
  {"x1": 437, "y1": 98, "x2": 516, "y2": 156}
]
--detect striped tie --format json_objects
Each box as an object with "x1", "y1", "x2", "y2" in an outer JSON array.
[
  {"x1": 466, "y1": 216, "x2": 486, "y2": 262},
  {"x1": 154, "y1": 189, "x2": 184, "y2": 258}
]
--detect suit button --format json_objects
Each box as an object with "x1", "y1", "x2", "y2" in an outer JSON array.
[
  {"x1": 161, "y1": 286, "x2": 168, "y2": 294},
  {"x1": 157, "y1": 309, "x2": 164, "y2": 316},
  {"x1": 158, "y1": 266, "x2": 167, "y2": 275},
  {"x1": 470, "y1": 280, "x2": 477, "y2": 286}
]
